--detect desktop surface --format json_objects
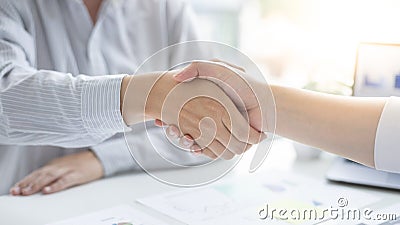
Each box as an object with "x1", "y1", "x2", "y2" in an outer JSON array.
[{"x1": 0, "y1": 139, "x2": 398, "y2": 225}]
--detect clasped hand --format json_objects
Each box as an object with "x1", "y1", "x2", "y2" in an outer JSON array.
[{"x1": 122, "y1": 61, "x2": 268, "y2": 160}]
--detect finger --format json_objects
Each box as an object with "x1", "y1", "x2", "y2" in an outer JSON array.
[
  {"x1": 154, "y1": 119, "x2": 167, "y2": 127},
  {"x1": 184, "y1": 115, "x2": 216, "y2": 150},
  {"x1": 207, "y1": 140, "x2": 235, "y2": 160},
  {"x1": 20, "y1": 174, "x2": 47, "y2": 196},
  {"x1": 14, "y1": 171, "x2": 38, "y2": 190},
  {"x1": 215, "y1": 123, "x2": 250, "y2": 155},
  {"x1": 175, "y1": 61, "x2": 262, "y2": 121},
  {"x1": 166, "y1": 125, "x2": 180, "y2": 139},
  {"x1": 19, "y1": 174, "x2": 47, "y2": 195},
  {"x1": 174, "y1": 61, "x2": 236, "y2": 84},
  {"x1": 173, "y1": 62, "x2": 200, "y2": 82},
  {"x1": 12, "y1": 171, "x2": 41, "y2": 195},
  {"x1": 179, "y1": 135, "x2": 194, "y2": 149},
  {"x1": 190, "y1": 144, "x2": 202, "y2": 153},
  {"x1": 42, "y1": 173, "x2": 78, "y2": 194},
  {"x1": 27, "y1": 170, "x2": 64, "y2": 195},
  {"x1": 210, "y1": 59, "x2": 246, "y2": 72},
  {"x1": 222, "y1": 109, "x2": 263, "y2": 145},
  {"x1": 20, "y1": 168, "x2": 67, "y2": 196},
  {"x1": 9, "y1": 186, "x2": 21, "y2": 196},
  {"x1": 201, "y1": 148, "x2": 219, "y2": 159}
]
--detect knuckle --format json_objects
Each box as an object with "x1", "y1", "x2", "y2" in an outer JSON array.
[
  {"x1": 16, "y1": 181, "x2": 27, "y2": 187},
  {"x1": 44, "y1": 171, "x2": 56, "y2": 179},
  {"x1": 30, "y1": 183, "x2": 41, "y2": 192},
  {"x1": 236, "y1": 131, "x2": 248, "y2": 143},
  {"x1": 226, "y1": 139, "x2": 246, "y2": 155},
  {"x1": 58, "y1": 177, "x2": 68, "y2": 186},
  {"x1": 230, "y1": 146, "x2": 243, "y2": 155},
  {"x1": 223, "y1": 152, "x2": 234, "y2": 160},
  {"x1": 211, "y1": 144, "x2": 225, "y2": 155}
]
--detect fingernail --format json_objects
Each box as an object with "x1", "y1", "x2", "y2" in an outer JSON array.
[
  {"x1": 183, "y1": 139, "x2": 191, "y2": 146},
  {"x1": 190, "y1": 146, "x2": 201, "y2": 153},
  {"x1": 43, "y1": 186, "x2": 51, "y2": 193},
  {"x1": 180, "y1": 136, "x2": 193, "y2": 148},
  {"x1": 10, "y1": 186, "x2": 20, "y2": 195},
  {"x1": 194, "y1": 151, "x2": 202, "y2": 155},
  {"x1": 167, "y1": 126, "x2": 179, "y2": 138}
]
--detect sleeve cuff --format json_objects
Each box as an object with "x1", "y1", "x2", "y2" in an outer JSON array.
[
  {"x1": 79, "y1": 74, "x2": 130, "y2": 134},
  {"x1": 91, "y1": 134, "x2": 138, "y2": 176},
  {"x1": 374, "y1": 96, "x2": 400, "y2": 173}
]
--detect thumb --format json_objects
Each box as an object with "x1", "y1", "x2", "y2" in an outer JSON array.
[{"x1": 173, "y1": 63, "x2": 200, "y2": 82}]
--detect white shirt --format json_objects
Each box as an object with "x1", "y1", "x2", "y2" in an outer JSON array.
[
  {"x1": 375, "y1": 97, "x2": 400, "y2": 173},
  {"x1": 0, "y1": 0, "x2": 208, "y2": 194}
]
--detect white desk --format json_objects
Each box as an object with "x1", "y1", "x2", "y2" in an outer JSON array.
[{"x1": 0, "y1": 140, "x2": 399, "y2": 225}]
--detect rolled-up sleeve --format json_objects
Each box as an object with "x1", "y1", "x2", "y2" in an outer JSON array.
[{"x1": 374, "y1": 96, "x2": 400, "y2": 173}]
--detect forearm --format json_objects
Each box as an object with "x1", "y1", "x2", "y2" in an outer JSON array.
[{"x1": 270, "y1": 85, "x2": 386, "y2": 167}]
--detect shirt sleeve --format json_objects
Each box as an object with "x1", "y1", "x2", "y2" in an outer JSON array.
[
  {"x1": 374, "y1": 96, "x2": 400, "y2": 173},
  {"x1": 91, "y1": 122, "x2": 211, "y2": 177},
  {"x1": 0, "y1": 1, "x2": 127, "y2": 148},
  {"x1": 91, "y1": 133, "x2": 138, "y2": 177}
]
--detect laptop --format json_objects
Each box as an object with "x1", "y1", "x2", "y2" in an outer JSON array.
[{"x1": 326, "y1": 42, "x2": 400, "y2": 190}]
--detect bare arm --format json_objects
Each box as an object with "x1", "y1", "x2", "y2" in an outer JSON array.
[{"x1": 271, "y1": 85, "x2": 386, "y2": 167}]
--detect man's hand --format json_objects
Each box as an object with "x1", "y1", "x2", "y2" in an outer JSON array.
[{"x1": 9, "y1": 151, "x2": 103, "y2": 196}]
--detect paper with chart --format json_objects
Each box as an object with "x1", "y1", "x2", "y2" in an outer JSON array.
[
  {"x1": 137, "y1": 173, "x2": 381, "y2": 225},
  {"x1": 45, "y1": 204, "x2": 169, "y2": 225}
]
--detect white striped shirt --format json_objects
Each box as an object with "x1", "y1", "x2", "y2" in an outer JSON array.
[{"x1": 0, "y1": 0, "x2": 208, "y2": 194}]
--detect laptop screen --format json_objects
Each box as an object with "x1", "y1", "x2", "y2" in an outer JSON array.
[{"x1": 353, "y1": 42, "x2": 400, "y2": 97}]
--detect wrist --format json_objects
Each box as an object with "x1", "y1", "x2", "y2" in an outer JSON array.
[
  {"x1": 120, "y1": 71, "x2": 178, "y2": 126},
  {"x1": 145, "y1": 72, "x2": 180, "y2": 119}
]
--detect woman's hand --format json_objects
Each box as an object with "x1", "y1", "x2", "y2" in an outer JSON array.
[{"x1": 9, "y1": 151, "x2": 103, "y2": 196}]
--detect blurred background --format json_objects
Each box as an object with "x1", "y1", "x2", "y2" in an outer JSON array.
[
  {"x1": 189, "y1": 0, "x2": 400, "y2": 165},
  {"x1": 189, "y1": 0, "x2": 400, "y2": 95}
]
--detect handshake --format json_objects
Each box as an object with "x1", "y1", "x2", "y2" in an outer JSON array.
[{"x1": 121, "y1": 60, "x2": 274, "y2": 160}]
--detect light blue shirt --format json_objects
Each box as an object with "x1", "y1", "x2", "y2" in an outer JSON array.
[{"x1": 0, "y1": 0, "x2": 208, "y2": 194}]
